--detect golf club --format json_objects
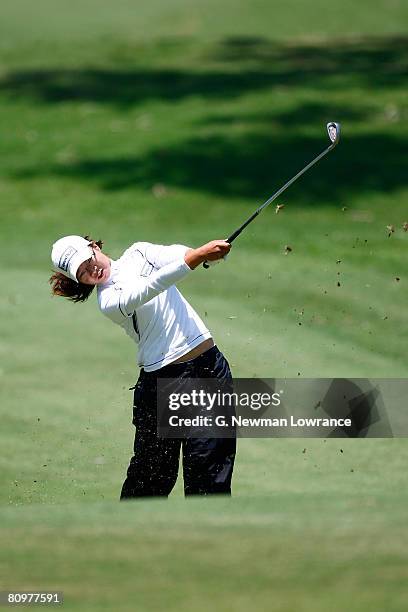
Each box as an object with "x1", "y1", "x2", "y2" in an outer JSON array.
[{"x1": 203, "y1": 122, "x2": 341, "y2": 268}]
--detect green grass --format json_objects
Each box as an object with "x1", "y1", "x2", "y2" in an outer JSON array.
[
  {"x1": 1, "y1": 0, "x2": 408, "y2": 52},
  {"x1": 1, "y1": 490, "x2": 408, "y2": 611},
  {"x1": 0, "y1": 0, "x2": 407, "y2": 610}
]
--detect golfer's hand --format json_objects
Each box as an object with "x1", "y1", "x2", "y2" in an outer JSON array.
[
  {"x1": 201, "y1": 240, "x2": 231, "y2": 261},
  {"x1": 185, "y1": 240, "x2": 231, "y2": 269}
]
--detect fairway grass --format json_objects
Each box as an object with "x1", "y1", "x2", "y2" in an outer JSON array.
[{"x1": 1, "y1": 491, "x2": 408, "y2": 611}]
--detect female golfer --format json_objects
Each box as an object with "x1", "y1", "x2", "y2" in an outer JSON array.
[{"x1": 50, "y1": 235, "x2": 235, "y2": 498}]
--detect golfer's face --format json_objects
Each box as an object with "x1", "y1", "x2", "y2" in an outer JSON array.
[{"x1": 76, "y1": 246, "x2": 111, "y2": 285}]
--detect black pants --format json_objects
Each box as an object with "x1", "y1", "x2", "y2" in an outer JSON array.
[{"x1": 120, "y1": 346, "x2": 236, "y2": 498}]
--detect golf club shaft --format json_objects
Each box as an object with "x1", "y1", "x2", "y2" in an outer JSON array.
[
  {"x1": 227, "y1": 142, "x2": 335, "y2": 243},
  {"x1": 203, "y1": 121, "x2": 340, "y2": 268}
]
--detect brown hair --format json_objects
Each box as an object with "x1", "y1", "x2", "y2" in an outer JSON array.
[{"x1": 49, "y1": 236, "x2": 103, "y2": 303}]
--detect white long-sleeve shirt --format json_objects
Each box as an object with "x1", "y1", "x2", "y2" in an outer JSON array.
[{"x1": 97, "y1": 242, "x2": 212, "y2": 371}]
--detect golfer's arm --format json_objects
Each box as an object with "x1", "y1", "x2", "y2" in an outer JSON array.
[
  {"x1": 141, "y1": 241, "x2": 227, "y2": 270},
  {"x1": 184, "y1": 248, "x2": 207, "y2": 269},
  {"x1": 102, "y1": 259, "x2": 192, "y2": 316},
  {"x1": 143, "y1": 243, "x2": 191, "y2": 268}
]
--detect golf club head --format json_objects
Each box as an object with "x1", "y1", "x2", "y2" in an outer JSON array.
[{"x1": 327, "y1": 122, "x2": 341, "y2": 146}]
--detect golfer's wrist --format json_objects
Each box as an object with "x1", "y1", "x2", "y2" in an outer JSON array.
[{"x1": 184, "y1": 248, "x2": 206, "y2": 270}]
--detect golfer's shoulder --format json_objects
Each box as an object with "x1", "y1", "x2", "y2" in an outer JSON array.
[
  {"x1": 96, "y1": 259, "x2": 128, "y2": 319},
  {"x1": 96, "y1": 278, "x2": 118, "y2": 311},
  {"x1": 96, "y1": 244, "x2": 152, "y2": 316},
  {"x1": 96, "y1": 280, "x2": 128, "y2": 323},
  {"x1": 121, "y1": 242, "x2": 156, "y2": 261}
]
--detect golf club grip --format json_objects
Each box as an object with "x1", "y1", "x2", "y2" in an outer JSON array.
[
  {"x1": 203, "y1": 212, "x2": 259, "y2": 268},
  {"x1": 227, "y1": 210, "x2": 261, "y2": 243},
  {"x1": 227, "y1": 229, "x2": 242, "y2": 243},
  {"x1": 202, "y1": 260, "x2": 223, "y2": 269}
]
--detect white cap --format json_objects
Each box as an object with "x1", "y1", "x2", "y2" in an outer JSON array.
[{"x1": 51, "y1": 235, "x2": 93, "y2": 282}]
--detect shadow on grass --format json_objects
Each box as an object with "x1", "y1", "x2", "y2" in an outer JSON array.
[
  {"x1": 4, "y1": 35, "x2": 407, "y2": 205},
  {"x1": 194, "y1": 101, "x2": 373, "y2": 128},
  {"x1": 13, "y1": 129, "x2": 406, "y2": 206},
  {"x1": 0, "y1": 35, "x2": 406, "y2": 107},
  {"x1": 212, "y1": 35, "x2": 407, "y2": 88}
]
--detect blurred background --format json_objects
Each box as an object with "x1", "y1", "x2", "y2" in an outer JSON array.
[{"x1": 0, "y1": 1, "x2": 407, "y2": 610}]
